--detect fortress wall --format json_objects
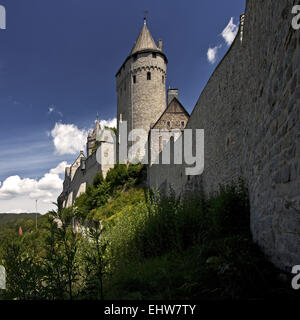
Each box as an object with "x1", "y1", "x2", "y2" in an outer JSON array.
[
  {"x1": 64, "y1": 153, "x2": 102, "y2": 206},
  {"x1": 149, "y1": 0, "x2": 300, "y2": 271}
]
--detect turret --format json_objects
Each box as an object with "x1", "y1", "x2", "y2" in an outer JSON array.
[
  {"x1": 116, "y1": 18, "x2": 168, "y2": 160},
  {"x1": 87, "y1": 118, "x2": 101, "y2": 156}
]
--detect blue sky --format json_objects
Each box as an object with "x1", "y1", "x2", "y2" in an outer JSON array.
[{"x1": 0, "y1": 0, "x2": 245, "y2": 213}]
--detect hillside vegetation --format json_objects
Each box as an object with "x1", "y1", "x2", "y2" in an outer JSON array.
[
  {"x1": 0, "y1": 213, "x2": 40, "y2": 232},
  {"x1": 0, "y1": 165, "x2": 298, "y2": 300}
]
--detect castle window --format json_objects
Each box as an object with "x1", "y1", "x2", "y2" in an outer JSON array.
[
  {"x1": 133, "y1": 54, "x2": 138, "y2": 62},
  {"x1": 147, "y1": 72, "x2": 151, "y2": 80},
  {"x1": 162, "y1": 75, "x2": 164, "y2": 83},
  {"x1": 133, "y1": 75, "x2": 136, "y2": 84},
  {"x1": 152, "y1": 53, "x2": 157, "y2": 58},
  {"x1": 167, "y1": 121, "x2": 171, "y2": 128},
  {"x1": 181, "y1": 121, "x2": 185, "y2": 127}
]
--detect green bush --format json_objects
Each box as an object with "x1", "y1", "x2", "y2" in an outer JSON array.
[{"x1": 102, "y1": 180, "x2": 296, "y2": 300}]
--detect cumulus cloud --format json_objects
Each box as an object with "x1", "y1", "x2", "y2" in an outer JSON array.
[
  {"x1": 0, "y1": 161, "x2": 68, "y2": 204},
  {"x1": 99, "y1": 118, "x2": 117, "y2": 129},
  {"x1": 207, "y1": 45, "x2": 221, "y2": 64},
  {"x1": 221, "y1": 17, "x2": 238, "y2": 46},
  {"x1": 51, "y1": 123, "x2": 88, "y2": 155},
  {"x1": 51, "y1": 118, "x2": 117, "y2": 155},
  {"x1": 50, "y1": 161, "x2": 69, "y2": 175}
]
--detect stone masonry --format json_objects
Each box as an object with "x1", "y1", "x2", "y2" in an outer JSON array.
[{"x1": 148, "y1": 0, "x2": 300, "y2": 272}]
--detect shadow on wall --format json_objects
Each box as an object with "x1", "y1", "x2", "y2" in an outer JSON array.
[{"x1": 149, "y1": 0, "x2": 300, "y2": 272}]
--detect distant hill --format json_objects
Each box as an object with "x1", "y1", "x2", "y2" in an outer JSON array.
[{"x1": 0, "y1": 213, "x2": 41, "y2": 230}]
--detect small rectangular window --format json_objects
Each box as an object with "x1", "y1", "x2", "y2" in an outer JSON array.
[
  {"x1": 152, "y1": 53, "x2": 157, "y2": 58},
  {"x1": 181, "y1": 121, "x2": 185, "y2": 127},
  {"x1": 133, "y1": 54, "x2": 138, "y2": 62},
  {"x1": 133, "y1": 75, "x2": 136, "y2": 83},
  {"x1": 147, "y1": 72, "x2": 151, "y2": 80},
  {"x1": 162, "y1": 75, "x2": 164, "y2": 83}
]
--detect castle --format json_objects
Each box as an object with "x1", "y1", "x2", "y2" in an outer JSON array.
[
  {"x1": 59, "y1": 17, "x2": 190, "y2": 209},
  {"x1": 60, "y1": 0, "x2": 300, "y2": 272}
]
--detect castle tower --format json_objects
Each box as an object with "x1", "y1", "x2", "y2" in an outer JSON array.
[
  {"x1": 116, "y1": 18, "x2": 168, "y2": 159},
  {"x1": 86, "y1": 118, "x2": 101, "y2": 157}
]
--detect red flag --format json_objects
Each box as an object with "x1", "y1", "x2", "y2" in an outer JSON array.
[{"x1": 19, "y1": 226, "x2": 23, "y2": 236}]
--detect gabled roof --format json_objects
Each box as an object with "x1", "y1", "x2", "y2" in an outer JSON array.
[
  {"x1": 71, "y1": 151, "x2": 85, "y2": 168},
  {"x1": 151, "y1": 97, "x2": 190, "y2": 129},
  {"x1": 130, "y1": 21, "x2": 159, "y2": 55}
]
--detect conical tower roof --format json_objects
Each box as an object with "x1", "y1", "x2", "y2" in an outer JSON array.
[
  {"x1": 130, "y1": 19, "x2": 159, "y2": 55},
  {"x1": 116, "y1": 18, "x2": 167, "y2": 76}
]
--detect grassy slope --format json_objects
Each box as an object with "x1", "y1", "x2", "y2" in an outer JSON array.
[{"x1": 97, "y1": 184, "x2": 299, "y2": 300}]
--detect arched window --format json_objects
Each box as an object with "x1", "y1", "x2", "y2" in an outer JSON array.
[
  {"x1": 147, "y1": 72, "x2": 151, "y2": 80},
  {"x1": 167, "y1": 121, "x2": 171, "y2": 128},
  {"x1": 133, "y1": 75, "x2": 136, "y2": 84}
]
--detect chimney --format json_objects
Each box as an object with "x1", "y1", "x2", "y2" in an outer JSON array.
[
  {"x1": 158, "y1": 39, "x2": 163, "y2": 50},
  {"x1": 167, "y1": 88, "x2": 178, "y2": 105}
]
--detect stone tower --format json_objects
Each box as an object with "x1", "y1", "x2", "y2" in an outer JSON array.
[
  {"x1": 116, "y1": 18, "x2": 168, "y2": 160},
  {"x1": 86, "y1": 118, "x2": 101, "y2": 157}
]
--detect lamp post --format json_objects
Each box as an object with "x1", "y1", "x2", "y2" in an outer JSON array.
[{"x1": 35, "y1": 199, "x2": 38, "y2": 231}]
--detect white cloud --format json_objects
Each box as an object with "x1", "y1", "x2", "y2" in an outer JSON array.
[
  {"x1": 99, "y1": 118, "x2": 117, "y2": 129},
  {"x1": 6, "y1": 208, "x2": 30, "y2": 214},
  {"x1": 221, "y1": 17, "x2": 238, "y2": 46},
  {"x1": 50, "y1": 161, "x2": 69, "y2": 175},
  {"x1": 51, "y1": 118, "x2": 117, "y2": 155},
  {"x1": 0, "y1": 161, "x2": 69, "y2": 213},
  {"x1": 207, "y1": 45, "x2": 221, "y2": 64},
  {"x1": 48, "y1": 105, "x2": 63, "y2": 118},
  {"x1": 206, "y1": 17, "x2": 238, "y2": 64},
  {"x1": 51, "y1": 123, "x2": 88, "y2": 155}
]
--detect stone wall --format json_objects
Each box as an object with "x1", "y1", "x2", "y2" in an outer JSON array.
[
  {"x1": 62, "y1": 145, "x2": 114, "y2": 207},
  {"x1": 149, "y1": 0, "x2": 300, "y2": 271}
]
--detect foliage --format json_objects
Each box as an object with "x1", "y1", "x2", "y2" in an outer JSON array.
[
  {"x1": 101, "y1": 181, "x2": 297, "y2": 300},
  {"x1": 74, "y1": 164, "x2": 146, "y2": 221},
  {"x1": 0, "y1": 178, "x2": 297, "y2": 300}
]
